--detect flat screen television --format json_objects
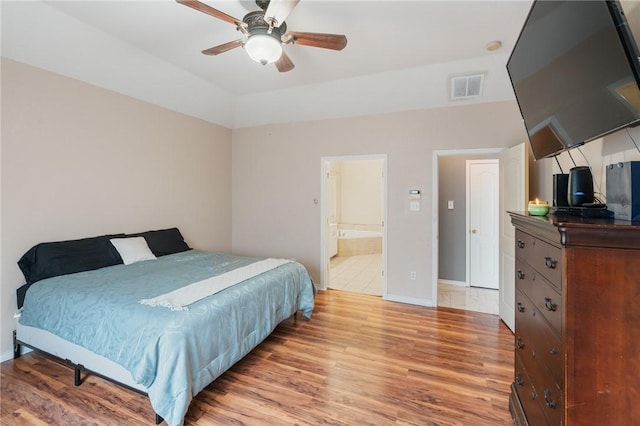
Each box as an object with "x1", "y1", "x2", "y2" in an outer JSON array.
[{"x1": 507, "y1": 0, "x2": 640, "y2": 160}]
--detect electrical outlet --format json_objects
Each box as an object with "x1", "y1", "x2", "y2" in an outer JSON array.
[{"x1": 410, "y1": 271, "x2": 417, "y2": 280}]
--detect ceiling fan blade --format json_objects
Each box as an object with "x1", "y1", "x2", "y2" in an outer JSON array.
[
  {"x1": 275, "y1": 51, "x2": 295, "y2": 72},
  {"x1": 176, "y1": 0, "x2": 242, "y2": 26},
  {"x1": 285, "y1": 31, "x2": 347, "y2": 51},
  {"x1": 265, "y1": 0, "x2": 300, "y2": 27},
  {"x1": 201, "y1": 39, "x2": 244, "y2": 55}
]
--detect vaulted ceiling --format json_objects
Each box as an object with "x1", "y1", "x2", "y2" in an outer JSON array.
[{"x1": 2, "y1": 1, "x2": 534, "y2": 128}]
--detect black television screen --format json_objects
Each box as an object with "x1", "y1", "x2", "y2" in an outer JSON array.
[{"x1": 507, "y1": 0, "x2": 640, "y2": 160}]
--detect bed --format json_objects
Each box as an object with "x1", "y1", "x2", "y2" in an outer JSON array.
[{"x1": 13, "y1": 228, "x2": 315, "y2": 426}]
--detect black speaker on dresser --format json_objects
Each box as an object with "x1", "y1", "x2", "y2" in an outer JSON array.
[
  {"x1": 568, "y1": 166, "x2": 594, "y2": 206},
  {"x1": 553, "y1": 174, "x2": 569, "y2": 207}
]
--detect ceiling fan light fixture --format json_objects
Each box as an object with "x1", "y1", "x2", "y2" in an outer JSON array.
[{"x1": 244, "y1": 33, "x2": 282, "y2": 65}]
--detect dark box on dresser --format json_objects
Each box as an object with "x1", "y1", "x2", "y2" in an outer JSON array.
[{"x1": 606, "y1": 161, "x2": 640, "y2": 221}]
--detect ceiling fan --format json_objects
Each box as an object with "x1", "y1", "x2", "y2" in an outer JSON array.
[{"x1": 176, "y1": 0, "x2": 347, "y2": 72}]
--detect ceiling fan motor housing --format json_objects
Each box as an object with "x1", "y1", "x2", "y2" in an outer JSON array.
[
  {"x1": 255, "y1": 0, "x2": 270, "y2": 11},
  {"x1": 242, "y1": 10, "x2": 285, "y2": 65},
  {"x1": 243, "y1": 10, "x2": 287, "y2": 37}
]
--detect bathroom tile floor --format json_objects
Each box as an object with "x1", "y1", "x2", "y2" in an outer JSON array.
[
  {"x1": 437, "y1": 282, "x2": 499, "y2": 315},
  {"x1": 329, "y1": 254, "x2": 499, "y2": 314},
  {"x1": 329, "y1": 254, "x2": 382, "y2": 296}
]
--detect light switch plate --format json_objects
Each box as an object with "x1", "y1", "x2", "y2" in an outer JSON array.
[{"x1": 448, "y1": 200, "x2": 454, "y2": 210}]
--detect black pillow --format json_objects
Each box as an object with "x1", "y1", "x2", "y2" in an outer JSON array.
[
  {"x1": 129, "y1": 228, "x2": 191, "y2": 257},
  {"x1": 17, "y1": 234, "x2": 125, "y2": 285},
  {"x1": 16, "y1": 234, "x2": 125, "y2": 309},
  {"x1": 16, "y1": 283, "x2": 32, "y2": 310}
]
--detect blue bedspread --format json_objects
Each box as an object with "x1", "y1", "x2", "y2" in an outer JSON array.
[{"x1": 19, "y1": 250, "x2": 315, "y2": 426}]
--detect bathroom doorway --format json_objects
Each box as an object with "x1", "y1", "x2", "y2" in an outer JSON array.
[{"x1": 320, "y1": 155, "x2": 387, "y2": 297}]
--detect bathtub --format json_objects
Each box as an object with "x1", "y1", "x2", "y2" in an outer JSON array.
[
  {"x1": 337, "y1": 229, "x2": 382, "y2": 256},
  {"x1": 338, "y1": 229, "x2": 381, "y2": 239}
]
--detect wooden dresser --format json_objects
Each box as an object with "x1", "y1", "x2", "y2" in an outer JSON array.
[{"x1": 508, "y1": 212, "x2": 640, "y2": 425}]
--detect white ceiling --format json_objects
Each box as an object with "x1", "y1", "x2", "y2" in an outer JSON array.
[{"x1": 1, "y1": 0, "x2": 534, "y2": 128}]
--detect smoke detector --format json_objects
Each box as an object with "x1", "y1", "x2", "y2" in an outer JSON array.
[{"x1": 450, "y1": 73, "x2": 485, "y2": 100}]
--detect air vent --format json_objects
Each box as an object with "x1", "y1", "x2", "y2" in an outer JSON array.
[{"x1": 451, "y1": 73, "x2": 485, "y2": 100}]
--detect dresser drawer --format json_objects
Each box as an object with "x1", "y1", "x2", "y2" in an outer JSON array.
[
  {"x1": 515, "y1": 230, "x2": 562, "y2": 291},
  {"x1": 515, "y1": 260, "x2": 563, "y2": 336},
  {"x1": 515, "y1": 289, "x2": 563, "y2": 386},
  {"x1": 539, "y1": 383, "x2": 562, "y2": 425},
  {"x1": 516, "y1": 322, "x2": 564, "y2": 424},
  {"x1": 514, "y1": 354, "x2": 550, "y2": 426}
]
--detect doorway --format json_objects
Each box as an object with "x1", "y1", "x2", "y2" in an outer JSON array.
[
  {"x1": 432, "y1": 149, "x2": 501, "y2": 314},
  {"x1": 320, "y1": 155, "x2": 387, "y2": 296}
]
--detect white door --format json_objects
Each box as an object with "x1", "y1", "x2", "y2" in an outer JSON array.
[
  {"x1": 467, "y1": 160, "x2": 499, "y2": 289},
  {"x1": 326, "y1": 167, "x2": 339, "y2": 258},
  {"x1": 498, "y1": 143, "x2": 529, "y2": 332}
]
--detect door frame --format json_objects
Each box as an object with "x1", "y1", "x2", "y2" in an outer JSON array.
[
  {"x1": 498, "y1": 142, "x2": 529, "y2": 332},
  {"x1": 465, "y1": 159, "x2": 499, "y2": 289},
  {"x1": 431, "y1": 148, "x2": 503, "y2": 306},
  {"x1": 319, "y1": 154, "x2": 388, "y2": 295}
]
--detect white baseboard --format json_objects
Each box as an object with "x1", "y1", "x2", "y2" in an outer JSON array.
[
  {"x1": 438, "y1": 279, "x2": 468, "y2": 287},
  {"x1": 383, "y1": 293, "x2": 434, "y2": 307},
  {"x1": 0, "y1": 350, "x2": 13, "y2": 363},
  {"x1": 0, "y1": 346, "x2": 32, "y2": 363}
]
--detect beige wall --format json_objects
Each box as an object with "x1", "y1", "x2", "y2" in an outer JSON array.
[
  {"x1": 1, "y1": 59, "x2": 233, "y2": 357},
  {"x1": 340, "y1": 159, "x2": 384, "y2": 227},
  {"x1": 231, "y1": 101, "x2": 528, "y2": 305}
]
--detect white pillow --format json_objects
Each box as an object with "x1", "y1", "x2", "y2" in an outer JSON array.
[{"x1": 110, "y1": 237, "x2": 157, "y2": 265}]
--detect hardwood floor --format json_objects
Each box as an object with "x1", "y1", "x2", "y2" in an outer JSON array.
[{"x1": 1, "y1": 290, "x2": 515, "y2": 425}]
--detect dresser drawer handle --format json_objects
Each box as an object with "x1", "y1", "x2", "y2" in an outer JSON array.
[
  {"x1": 544, "y1": 297, "x2": 558, "y2": 312},
  {"x1": 517, "y1": 270, "x2": 525, "y2": 280},
  {"x1": 544, "y1": 389, "x2": 557, "y2": 409},
  {"x1": 550, "y1": 348, "x2": 559, "y2": 356},
  {"x1": 515, "y1": 337, "x2": 525, "y2": 350},
  {"x1": 515, "y1": 372, "x2": 525, "y2": 386},
  {"x1": 544, "y1": 256, "x2": 558, "y2": 269},
  {"x1": 517, "y1": 240, "x2": 525, "y2": 249},
  {"x1": 516, "y1": 302, "x2": 525, "y2": 313}
]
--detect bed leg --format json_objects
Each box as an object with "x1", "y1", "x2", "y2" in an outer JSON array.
[
  {"x1": 13, "y1": 330, "x2": 21, "y2": 359},
  {"x1": 155, "y1": 413, "x2": 164, "y2": 424},
  {"x1": 74, "y1": 364, "x2": 84, "y2": 386}
]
